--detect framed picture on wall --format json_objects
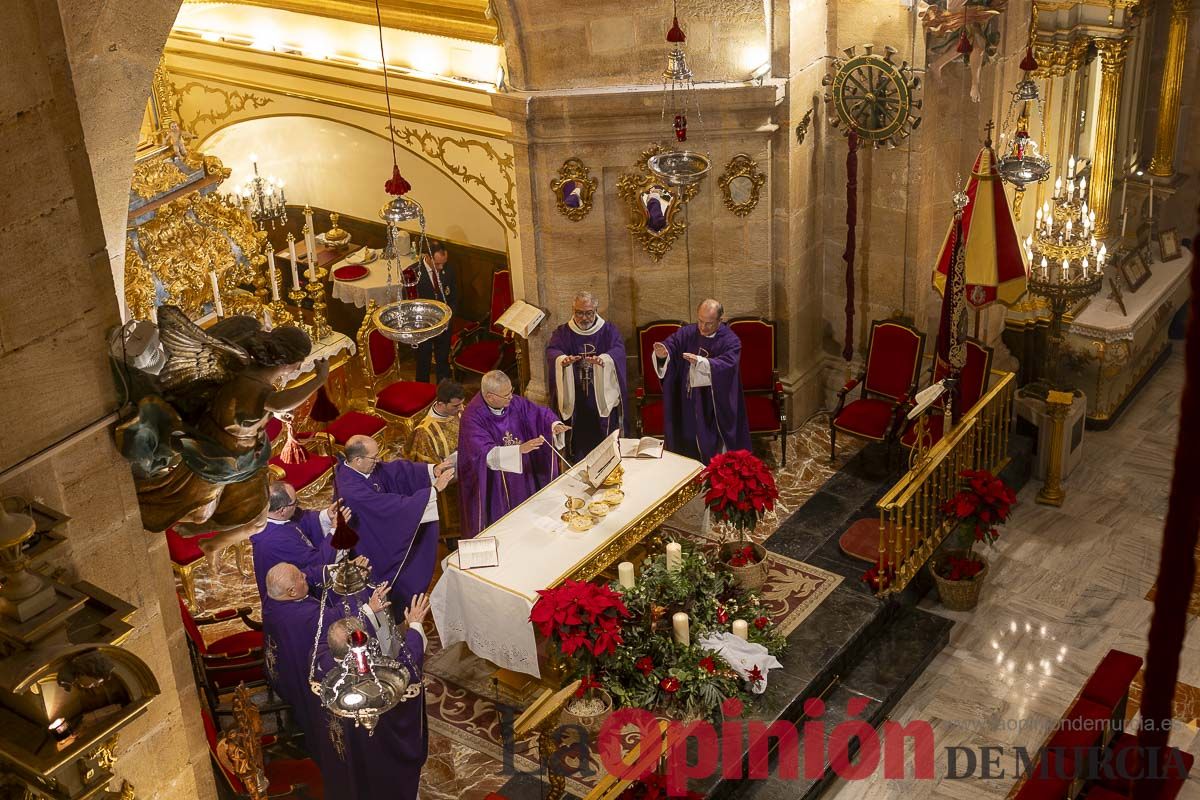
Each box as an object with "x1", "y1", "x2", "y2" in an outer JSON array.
[
  {"x1": 1119, "y1": 248, "x2": 1151, "y2": 292},
  {"x1": 1158, "y1": 227, "x2": 1182, "y2": 262}
]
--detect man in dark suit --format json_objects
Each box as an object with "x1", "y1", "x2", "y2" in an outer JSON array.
[{"x1": 411, "y1": 240, "x2": 457, "y2": 383}]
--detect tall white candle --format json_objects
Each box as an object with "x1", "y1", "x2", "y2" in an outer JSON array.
[
  {"x1": 1148, "y1": 177, "x2": 1154, "y2": 218},
  {"x1": 665, "y1": 542, "x2": 682, "y2": 573},
  {"x1": 732, "y1": 620, "x2": 749, "y2": 640},
  {"x1": 288, "y1": 234, "x2": 300, "y2": 289},
  {"x1": 209, "y1": 270, "x2": 224, "y2": 318},
  {"x1": 617, "y1": 561, "x2": 635, "y2": 590},
  {"x1": 672, "y1": 612, "x2": 690, "y2": 647},
  {"x1": 1121, "y1": 209, "x2": 1128, "y2": 238},
  {"x1": 267, "y1": 249, "x2": 280, "y2": 302}
]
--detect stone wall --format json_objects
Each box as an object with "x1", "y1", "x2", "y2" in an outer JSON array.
[{"x1": 0, "y1": 0, "x2": 215, "y2": 796}]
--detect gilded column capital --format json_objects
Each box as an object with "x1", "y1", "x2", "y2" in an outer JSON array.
[
  {"x1": 1094, "y1": 36, "x2": 1130, "y2": 75},
  {"x1": 1067, "y1": 37, "x2": 1090, "y2": 71},
  {"x1": 1171, "y1": 0, "x2": 1192, "y2": 18},
  {"x1": 1150, "y1": 0, "x2": 1191, "y2": 176}
]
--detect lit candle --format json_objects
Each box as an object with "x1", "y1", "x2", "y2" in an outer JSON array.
[
  {"x1": 1082, "y1": 257, "x2": 1089, "y2": 279},
  {"x1": 1148, "y1": 177, "x2": 1154, "y2": 218},
  {"x1": 1099, "y1": 244, "x2": 1107, "y2": 266},
  {"x1": 267, "y1": 249, "x2": 280, "y2": 302},
  {"x1": 1121, "y1": 208, "x2": 1129, "y2": 238},
  {"x1": 665, "y1": 542, "x2": 682, "y2": 573},
  {"x1": 1068, "y1": 155, "x2": 1076, "y2": 177},
  {"x1": 1066, "y1": 219, "x2": 1073, "y2": 238},
  {"x1": 288, "y1": 233, "x2": 300, "y2": 289},
  {"x1": 1055, "y1": 176, "x2": 1062, "y2": 196},
  {"x1": 1040, "y1": 256, "x2": 1048, "y2": 279},
  {"x1": 1062, "y1": 258, "x2": 1069, "y2": 280},
  {"x1": 732, "y1": 620, "x2": 749, "y2": 640},
  {"x1": 1067, "y1": 179, "x2": 1075, "y2": 201},
  {"x1": 672, "y1": 612, "x2": 690, "y2": 647},
  {"x1": 617, "y1": 561, "x2": 635, "y2": 590},
  {"x1": 304, "y1": 206, "x2": 317, "y2": 268},
  {"x1": 1080, "y1": 177, "x2": 1087, "y2": 196},
  {"x1": 1036, "y1": 208, "x2": 1043, "y2": 225},
  {"x1": 210, "y1": 270, "x2": 224, "y2": 317}
]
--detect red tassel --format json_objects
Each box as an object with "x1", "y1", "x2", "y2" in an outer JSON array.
[
  {"x1": 309, "y1": 386, "x2": 340, "y2": 424},
  {"x1": 842, "y1": 132, "x2": 859, "y2": 363},
  {"x1": 1019, "y1": 46, "x2": 1038, "y2": 73},
  {"x1": 956, "y1": 29, "x2": 973, "y2": 56},
  {"x1": 278, "y1": 420, "x2": 308, "y2": 466},
  {"x1": 666, "y1": 16, "x2": 686, "y2": 43},
  {"x1": 328, "y1": 471, "x2": 359, "y2": 551},
  {"x1": 385, "y1": 165, "x2": 411, "y2": 196}
]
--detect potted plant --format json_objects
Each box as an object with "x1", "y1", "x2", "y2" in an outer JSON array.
[
  {"x1": 529, "y1": 579, "x2": 630, "y2": 730},
  {"x1": 931, "y1": 468, "x2": 1016, "y2": 611},
  {"x1": 696, "y1": 450, "x2": 779, "y2": 590}
]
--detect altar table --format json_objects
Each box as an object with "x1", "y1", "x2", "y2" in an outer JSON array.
[
  {"x1": 330, "y1": 252, "x2": 406, "y2": 309},
  {"x1": 430, "y1": 445, "x2": 703, "y2": 678}
]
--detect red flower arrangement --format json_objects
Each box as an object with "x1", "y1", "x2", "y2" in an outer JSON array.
[
  {"x1": 697, "y1": 450, "x2": 779, "y2": 535},
  {"x1": 727, "y1": 545, "x2": 758, "y2": 567},
  {"x1": 938, "y1": 469, "x2": 1016, "y2": 580},
  {"x1": 747, "y1": 665, "x2": 764, "y2": 688},
  {"x1": 941, "y1": 554, "x2": 985, "y2": 582},
  {"x1": 699, "y1": 656, "x2": 717, "y2": 674},
  {"x1": 635, "y1": 656, "x2": 655, "y2": 676},
  {"x1": 530, "y1": 579, "x2": 631, "y2": 673},
  {"x1": 753, "y1": 616, "x2": 769, "y2": 630},
  {"x1": 659, "y1": 677, "x2": 680, "y2": 694}
]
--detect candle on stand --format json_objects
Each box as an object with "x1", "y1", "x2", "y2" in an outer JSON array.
[
  {"x1": 732, "y1": 620, "x2": 749, "y2": 640},
  {"x1": 672, "y1": 612, "x2": 690, "y2": 647},
  {"x1": 267, "y1": 249, "x2": 280, "y2": 302},
  {"x1": 665, "y1": 542, "x2": 682, "y2": 573},
  {"x1": 288, "y1": 234, "x2": 300, "y2": 289},
  {"x1": 617, "y1": 561, "x2": 635, "y2": 590},
  {"x1": 1148, "y1": 177, "x2": 1154, "y2": 218},
  {"x1": 1121, "y1": 209, "x2": 1128, "y2": 238},
  {"x1": 209, "y1": 270, "x2": 224, "y2": 318},
  {"x1": 304, "y1": 206, "x2": 317, "y2": 266}
]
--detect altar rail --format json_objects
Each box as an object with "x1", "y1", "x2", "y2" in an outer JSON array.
[{"x1": 874, "y1": 371, "x2": 1016, "y2": 596}]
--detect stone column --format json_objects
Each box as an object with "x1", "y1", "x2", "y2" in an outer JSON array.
[
  {"x1": 1088, "y1": 37, "x2": 1130, "y2": 240},
  {"x1": 1148, "y1": 0, "x2": 1192, "y2": 177}
]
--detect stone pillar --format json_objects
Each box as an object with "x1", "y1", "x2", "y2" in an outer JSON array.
[
  {"x1": 1088, "y1": 37, "x2": 1130, "y2": 240},
  {"x1": 1148, "y1": 0, "x2": 1192, "y2": 177}
]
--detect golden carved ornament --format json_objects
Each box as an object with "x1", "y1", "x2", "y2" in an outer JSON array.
[
  {"x1": 390, "y1": 126, "x2": 516, "y2": 231},
  {"x1": 174, "y1": 81, "x2": 274, "y2": 137},
  {"x1": 550, "y1": 158, "x2": 597, "y2": 222},
  {"x1": 616, "y1": 145, "x2": 701, "y2": 263},
  {"x1": 130, "y1": 155, "x2": 192, "y2": 199},
  {"x1": 717, "y1": 153, "x2": 766, "y2": 217},
  {"x1": 124, "y1": 238, "x2": 157, "y2": 322},
  {"x1": 216, "y1": 686, "x2": 267, "y2": 800}
]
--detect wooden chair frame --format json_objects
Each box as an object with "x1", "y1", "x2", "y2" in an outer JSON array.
[
  {"x1": 900, "y1": 338, "x2": 994, "y2": 451},
  {"x1": 633, "y1": 320, "x2": 684, "y2": 437},
  {"x1": 450, "y1": 269, "x2": 517, "y2": 382},
  {"x1": 351, "y1": 301, "x2": 433, "y2": 446},
  {"x1": 728, "y1": 315, "x2": 789, "y2": 467}
]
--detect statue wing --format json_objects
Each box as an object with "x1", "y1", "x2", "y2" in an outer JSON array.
[{"x1": 156, "y1": 305, "x2": 252, "y2": 393}]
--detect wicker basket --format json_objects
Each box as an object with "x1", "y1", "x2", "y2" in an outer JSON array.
[
  {"x1": 719, "y1": 540, "x2": 770, "y2": 591},
  {"x1": 930, "y1": 550, "x2": 989, "y2": 611},
  {"x1": 562, "y1": 689, "x2": 613, "y2": 734}
]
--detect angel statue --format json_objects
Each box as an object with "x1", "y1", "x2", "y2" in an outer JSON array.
[
  {"x1": 115, "y1": 305, "x2": 329, "y2": 557},
  {"x1": 920, "y1": 0, "x2": 1007, "y2": 104}
]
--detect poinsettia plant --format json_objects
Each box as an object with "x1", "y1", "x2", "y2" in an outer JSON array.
[
  {"x1": 696, "y1": 450, "x2": 779, "y2": 536},
  {"x1": 530, "y1": 579, "x2": 631, "y2": 684},
  {"x1": 937, "y1": 468, "x2": 1016, "y2": 579}
]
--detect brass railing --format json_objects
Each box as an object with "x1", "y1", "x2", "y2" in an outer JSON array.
[{"x1": 874, "y1": 371, "x2": 1016, "y2": 596}]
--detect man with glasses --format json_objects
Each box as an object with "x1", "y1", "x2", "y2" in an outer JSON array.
[
  {"x1": 546, "y1": 292, "x2": 629, "y2": 463},
  {"x1": 652, "y1": 298, "x2": 751, "y2": 463},
  {"x1": 458, "y1": 370, "x2": 570, "y2": 538},
  {"x1": 336, "y1": 435, "x2": 454, "y2": 610},
  {"x1": 249, "y1": 481, "x2": 347, "y2": 600}
]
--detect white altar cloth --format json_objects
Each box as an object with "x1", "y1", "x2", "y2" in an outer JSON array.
[
  {"x1": 330, "y1": 252, "x2": 406, "y2": 309},
  {"x1": 430, "y1": 445, "x2": 703, "y2": 678}
]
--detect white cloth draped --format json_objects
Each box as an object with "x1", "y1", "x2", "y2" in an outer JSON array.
[{"x1": 696, "y1": 632, "x2": 783, "y2": 694}]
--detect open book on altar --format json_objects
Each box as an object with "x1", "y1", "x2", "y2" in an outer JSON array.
[
  {"x1": 579, "y1": 431, "x2": 622, "y2": 489},
  {"x1": 620, "y1": 436, "x2": 664, "y2": 459},
  {"x1": 495, "y1": 300, "x2": 546, "y2": 338},
  {"x1": 457, "y1": 536, "x2": 499, "y2": 570}
]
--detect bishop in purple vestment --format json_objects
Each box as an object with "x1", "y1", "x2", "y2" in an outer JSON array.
[
  {"x1": 653, "y1": 299, "x2": 751, "y2": 463},
  {"x1": 546, "y1": 292, "x2": 630, "y2": 462},
  {"x1": 336, "y1": 435, "x2": 454, "y2": 609},
  {"x1": 457, "y1": 370, "x2": 569, "y2": 538},
  {"x1": 250, "y1": 481, "x2": 339, "y2": 599}
]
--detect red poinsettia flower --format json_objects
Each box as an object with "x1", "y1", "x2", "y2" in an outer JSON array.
[
  {"x1": 698, "y1": 451, "x2": 779, "y2": 531},
  {"x1": 747, "y1": 665, "x2": 764, "y2": 687},
  {"x1": 699, "y1": 656, "x2": 717, "y2": 674},
  {"x1": 635, "y1": 656, "x2": 655, "y2": 676},
  {"x1": 753, "y1": 616, "x2": 769, "y2": 630},
  {"x1": 716, "y1": 605, "x2": 729, "y2": 624},
  {"x1": 575, "y1": 674, "x2": 602, "y2": 698},
  {"x1": 659, "y1": 677, "x2": 680, "y2": 694}
]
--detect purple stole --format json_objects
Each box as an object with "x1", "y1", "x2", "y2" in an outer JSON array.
[
  {"x1": 546, "y1": 320, "x2": 631, "y2": 462},
  {"x1": 660, "y1": 323, "x2": 752, "y2": 463},
  {"x1": 250, "y1": 510, "x2": 332, "y2": 599}
]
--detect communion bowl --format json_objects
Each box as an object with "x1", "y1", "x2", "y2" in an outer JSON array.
[
  {"x1": 568, "y1": 515, "x2": 594, "y2": 532},
  {"x1": 373, "y1": 299, "x2": 452, "y2": 347}
]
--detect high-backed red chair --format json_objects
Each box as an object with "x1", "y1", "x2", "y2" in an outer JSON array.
[
  {"x1": 178, "y1": 595, "x2": 267, "y2": 714},
  {"x1": 634, "y1": 320, "x2": 683, "y2": 437},
  {"x1": 899, "y1": 339, "x2": 993, "y2": 451},
  {"x1": 450, "y1": 269, "x2": 517, "y2": 381},
  {"x1": 167, "y1": 528, "x2": 217, "y2": 610},
  {"x1": 355, "y1": 300, "x2": 437, "y2": 444},
  {"x1": 831, "y1": 320, "x2": 925, "y2": 461},
  {"x1": 265, "y1": 416, "x2": 336, "y2": 501},
  {"x1": 204, "y1": 700, "x2": 323, "y2": 799},
  {"x1": 728, "y1": 317, "x2": 789, "y2": 466}
]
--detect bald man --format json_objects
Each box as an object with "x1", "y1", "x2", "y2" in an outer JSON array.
[
  {"x1": 335, "y1": 435, "x2": 454, "y2": 610},
  {"x1": 653, "y1": 299, "x2": 751, "y2": 463},
  {"x1": 457, "y1": 370, "x2": 568, "y2": 538},
  {"x1": 249, "y1": 481, "x2": 343, "y2": 600}
]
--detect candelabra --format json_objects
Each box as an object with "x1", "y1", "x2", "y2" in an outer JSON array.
[
  {"x1": 304, "y1": 224, "x2": 332, "y2": 340},
  {"x1": 232, "y1": 155, "x2": 287, "y2": 230},
  {"x1": 1023, "y1": 156, "x2": 1106, "y2": 395}
]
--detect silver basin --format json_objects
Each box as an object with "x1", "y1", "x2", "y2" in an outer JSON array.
[
  {"x1": 647, "y1": 151, "x2": 711, "y2": 187},
  {"x1": 373, "y1": 299, "x2": 452, "y2": 347}
]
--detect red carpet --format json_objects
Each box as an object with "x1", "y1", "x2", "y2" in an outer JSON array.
[{"x1": 839, "y1": 517, "x2": 883, "y2": 563}]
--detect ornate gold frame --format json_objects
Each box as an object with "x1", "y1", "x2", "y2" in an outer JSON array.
[
  {"x1": 615, "y1": 145, "x2": 700, "y2": 262},
  {"x1": 717, "y1": 153, "x2": 766, "y2": 217},
  {"x1": 549, "y1": 158, "x2": 597, "y2": 222}
]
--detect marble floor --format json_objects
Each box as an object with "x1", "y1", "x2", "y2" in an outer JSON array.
[{"x1": 826, "y1": 348, "x2": 1200, "y2": 800}]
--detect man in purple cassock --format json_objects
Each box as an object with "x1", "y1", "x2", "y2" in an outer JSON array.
[
  {"x1": 457, "y1": 370, "x2": 570, "y2": 538},
  {"x1": 261, "y1": 563, "x2": 349, "y2": 787},
  {"x1": 249, "y1": 481, "x2": 341, "y2": 599},
  {"x1": 546, "y1": 291, "x2": 630, "y2": 463},
  {"x1": 316, "y1": 590, "x2": 431, "y2": 800},
  {"x1": 336, "y1": 435, "x2": 454, "y2": 609},
  {"x1": 653, "y1": 298, "x2": 751, "y2": 463}
]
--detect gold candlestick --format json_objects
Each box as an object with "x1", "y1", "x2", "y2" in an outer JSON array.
[{"x1": 304, "y1": 226, "x2": 331, "y2": 340}]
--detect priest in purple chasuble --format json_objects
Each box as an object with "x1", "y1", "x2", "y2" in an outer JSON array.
[
  {"x1": 546, "y1": 291, "x2": 630, "y2": 463},
  {"x1": 653, "y1": 299, "x2": 751, "y2": 463},
  {"x1": 316, "y1": 589, "x2": 431, "y2": 800},
  {"x1": 249, "y1": 481, "x2": 342, "y2": 600},
  {"x1": 458, "y1": 370, "x2": 570, "y2": 538},
  {"x1": 261, "y1": 564, "x2": 350, "y2": 786},
  {"x1": 336, "y1": 435, "x2": 454, "y2": 609}
]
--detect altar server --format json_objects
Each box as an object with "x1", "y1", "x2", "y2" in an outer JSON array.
[
  {"x1": 653, "y1": 298, "x2": 751, "y2": 463},
  {"x1": 407, "y1": 379, "x2": 465, "y2": 545},
  {"x1": 337, "y1": 435, "x2": 454, "y2": 607},
  {"x1": 458, "y1": 370, "x2": 569, "y2": 538},
  {"x1": 410, "y1": 241, "x2": 457, "y2": 384},
  {"x1": 546, "y1": 292, "x2": 630, "y2": 462},
  {"x1": 249, "y1": 481, "x2": 342, "y2": 599}
]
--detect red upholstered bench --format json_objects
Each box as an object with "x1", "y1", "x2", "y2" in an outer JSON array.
[
  {"x1": 1045, "y1": 697, "x2": 1113, "y2": 759},
  {"x1": 1081, "y1": 649, "x2": 1143, "y2": 726},
  {"x1": 323, "y1": 409, "x2": 387, "y2": 446},
  {"x1": 1015, "y1": 750, "x2": 1076, "y2": 800},
  {"x1": 1091, "y1": 732, "x2": 1195, "y2": 799},
  {"x1": 1083, "y1": 788, "x2": 1128, "y2": 800}
]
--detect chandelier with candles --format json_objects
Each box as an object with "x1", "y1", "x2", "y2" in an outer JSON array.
[
  {"x1": 1023, "y1": 155, "x2": 1105, "y2": 392},
  {"x1": 995, "y1": 1, "x2": 1051, "y2": 218},
  {"x1": 232, "y1": 155, "x2": 288, "y2": 230}
]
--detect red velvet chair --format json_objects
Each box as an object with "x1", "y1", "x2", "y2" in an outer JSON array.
[
  {"x1": 355, "y1": 300, "x2": 437, "y2": 444},
  {"x1": 899, "y1": 339, "x2": 993, "y2": 451},
  {"x1": 178, "y1": 595, "x2": 267, "y2": 714},
  {"x1": 729, "y1": 317, "x2": 789, "y2": 466},
  {"x1": 634, "y1": 320, "x2": 683, "y2": 437},
  {"x1": 831, "y1": 320, "x2": 925, "y2": 461},
  {"x1": 204, "y1": 705, "x2": 323, "y2": 799},
  {"x1": 167, "y1": 527, "x2": 217, "y2": 610},
  {"x1": 265, "y1": 416, "x2": 336, "y2": 501},
  {"x1": 450, "y1": 269, "x2": 517, "y2": 382}
]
